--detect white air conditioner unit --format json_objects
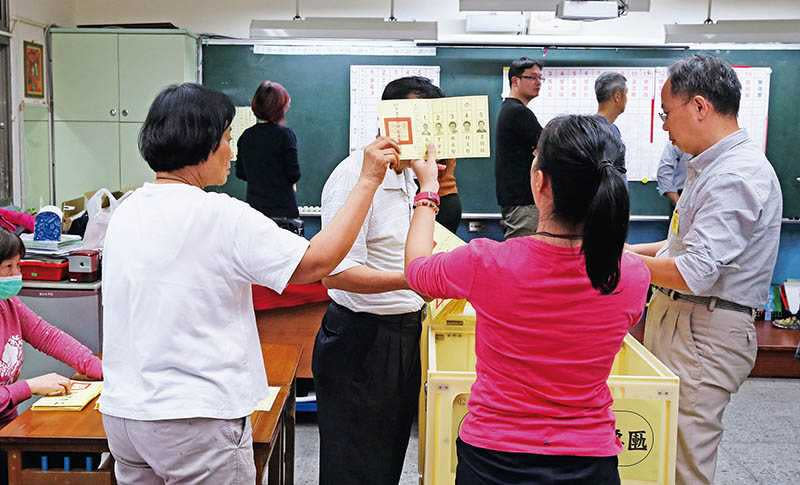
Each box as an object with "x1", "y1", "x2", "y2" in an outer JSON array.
[
  {"x1": 556, "y1": 1, "x2": 618, "y2": 21},
  {"x1": 664, "y1": 20, "x2": 800, "y2": 44},
  {"x1": 466, "y1": 13, "x2": 528, "y2": 33}
]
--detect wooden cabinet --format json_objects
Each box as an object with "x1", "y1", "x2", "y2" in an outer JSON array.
[{"x1": 51, "y1": 29, "x2": 197, "y2": 201}]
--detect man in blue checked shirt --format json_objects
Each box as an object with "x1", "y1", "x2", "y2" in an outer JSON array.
[{"x1": 656, "y1": 143, "x2": 691, "y2": 206}]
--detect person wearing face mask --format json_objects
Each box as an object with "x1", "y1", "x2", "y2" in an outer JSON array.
[{"x1": 0, "y1": 229, "x2": 102, "y2": 430}]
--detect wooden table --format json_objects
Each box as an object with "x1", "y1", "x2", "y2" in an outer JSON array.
[
  {"x1": 256, "y1": 301, "x2": 328, "y2": 379},
  {"x1": 0, "y1": 343, "x2": 301, "y2": 485}
]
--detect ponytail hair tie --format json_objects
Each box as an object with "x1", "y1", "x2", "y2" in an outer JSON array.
[{"x1": 598, "y1": 161, "x2": 616, "y2": 171}]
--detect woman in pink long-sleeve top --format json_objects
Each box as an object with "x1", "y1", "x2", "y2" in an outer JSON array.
[
  {"x1": 0, "y1": 229, "x2": 102, "y2": 429},
  {"x1": 405, "y1": 115, "x2": 650, "y2": 485}
]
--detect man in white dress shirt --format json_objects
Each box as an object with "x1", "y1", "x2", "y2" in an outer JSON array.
[{"x1": 313, "y1": 76, "x2": 442, "y2": 485}]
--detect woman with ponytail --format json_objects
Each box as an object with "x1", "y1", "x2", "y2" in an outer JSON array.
[{"x1": 405, "y1": 115, "x2": 650, "y2": 484}]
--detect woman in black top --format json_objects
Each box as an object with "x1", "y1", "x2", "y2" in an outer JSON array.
[{"x1": 235, "y1": 81, "x2": 302, "y2": 231}]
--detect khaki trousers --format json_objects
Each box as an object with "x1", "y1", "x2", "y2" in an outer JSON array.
[
  {"x1": 644, "y1": 291, "x2": 757, "y2": 485},
  {"x1": 103, "y1": 414, "x2": 256, "y2": 485}
]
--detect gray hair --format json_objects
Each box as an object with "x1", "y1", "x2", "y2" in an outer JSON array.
[
  {"x1": 595, "y1": 72, "x2": 627, "y2": 103},
  {"x1": 667, "y1": 55, "x2": 740, "y2": 117}
]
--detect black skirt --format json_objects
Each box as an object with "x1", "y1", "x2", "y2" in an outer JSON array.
[{"x1": 456, "y1": 438, "x2": 620, "y2": 485}]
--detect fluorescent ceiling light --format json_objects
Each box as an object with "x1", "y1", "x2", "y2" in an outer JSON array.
[
  {"x1": 459, "y1": 0, "x2": 650, "y2": 12},
  {"x1": 665, "y1": 20, "x2": 800, "y2": 44},
  {"x1": 250, "y1": 18, "x2": 437, "y2": 41}
]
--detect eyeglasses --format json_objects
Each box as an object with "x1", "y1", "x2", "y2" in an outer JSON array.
[
  {"x1": 658, "y1": 100, "x2": 692, "y2": 122},
  {"x1": 519, "y1": 75, "x2": 546, "y2": 83}
]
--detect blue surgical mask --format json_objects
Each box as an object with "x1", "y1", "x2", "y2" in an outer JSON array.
[{"x1": 0, "y1": 275, "x2": 23, "y2": 300}]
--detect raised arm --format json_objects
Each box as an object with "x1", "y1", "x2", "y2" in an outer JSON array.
[
  {"x1": 288, "y1": 137, "x2": 400, "y2": 284},
  {"x1": 406, "y1": 146, "x2": 440, "y2": 267}
]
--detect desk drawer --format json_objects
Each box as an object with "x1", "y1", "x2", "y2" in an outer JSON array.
[{"x1": 21, "y1": 469, "x2": 113, "y2": 485}]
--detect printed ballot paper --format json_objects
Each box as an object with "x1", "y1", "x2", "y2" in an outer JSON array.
[
  {"x1": 378, "y1": 96, "x2": 490, "y2": 159},
  {"x1": 32, "y1": 382, "x2": 103, "y2": 411}
]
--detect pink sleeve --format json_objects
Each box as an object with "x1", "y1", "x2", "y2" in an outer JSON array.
[
  {"x1": 0, "y1": 380, "x2": 32, "y2": 412},
  {"x1": 0, "y1": 209, "x2": 35, "y2": 232},
  {"x1": 406, "y1": 244, "x2": 476, "y2": 300},
  {"x1": 13, "y1": 299, "x2": 103, "y2": 380}
]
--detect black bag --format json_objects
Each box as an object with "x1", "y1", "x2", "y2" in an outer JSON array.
[{"x1": 271, "y1": 217, "x2": 304, "y2": 236}]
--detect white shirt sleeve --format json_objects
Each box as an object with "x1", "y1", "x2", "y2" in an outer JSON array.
[
  {"x1": 231, "y1": 204, "x2": 310, "y2": 293},
  {"x1": 321, "y1": 164, "x2": 372, "y2": 276}
]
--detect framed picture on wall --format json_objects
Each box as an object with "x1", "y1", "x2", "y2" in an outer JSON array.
[{"x1": 24, "y1": 41, "x2": 45, "y2": 98}]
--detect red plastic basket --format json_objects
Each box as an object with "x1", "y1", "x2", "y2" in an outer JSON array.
[{"x1": 20, "y1": 259, "x2": 68, "y2": 281}]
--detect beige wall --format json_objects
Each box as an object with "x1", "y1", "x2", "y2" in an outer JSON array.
[
  {"x1": 9, "y1": 0, "x2": 76, "y2": 205},
  {"x1": 6, "y1": 0, "x2": 800, "y2": 205}
]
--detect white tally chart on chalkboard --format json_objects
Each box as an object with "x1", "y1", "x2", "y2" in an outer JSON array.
[
  {"x1": 230, "y1": 106, "x2": 258, "y2": 161},
  {"x1": 501, "y1": 66, "x2": 772, "y2": 182},
  {"x1": 349, "y1": 65, "x2": 441, "y2": 153}
]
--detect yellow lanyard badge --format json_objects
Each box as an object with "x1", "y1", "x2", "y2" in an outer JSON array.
[{"x1": 670, "y1": 208, "x2": 680, "y2": 236}]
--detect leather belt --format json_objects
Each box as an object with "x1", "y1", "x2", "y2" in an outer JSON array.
[{"x1": 656, "y1": 287, "x2": 756, "y2": 317}]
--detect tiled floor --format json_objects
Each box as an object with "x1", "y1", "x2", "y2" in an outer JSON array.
[{"x1": 293, "y1": 378, "x2": 800, "y2": 484}]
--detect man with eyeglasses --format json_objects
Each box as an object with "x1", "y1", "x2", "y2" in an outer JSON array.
[
  {"x1": 495, "y1": 57, "x2": 545, "y2": 238},
  {"x1": 628, "y1": 55, "x2": 782, "y2": 485}
]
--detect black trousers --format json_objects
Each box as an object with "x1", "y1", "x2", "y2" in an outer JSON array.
[
  {"x1": 436, "y1": 193, "x2": 462, "y2": 234},
  {"x1": 312, "y1": 302, "x2": 422, "y2": 485},
  {"x1": 456, "y1": 438, "x2": 620, "y2": 485}
]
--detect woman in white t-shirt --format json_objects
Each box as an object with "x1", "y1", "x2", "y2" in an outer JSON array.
[{"x1": 99, "y1": 82, "x2": 400, "y2": 484}]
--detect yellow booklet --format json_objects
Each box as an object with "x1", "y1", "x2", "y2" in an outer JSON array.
[
  {"x1": 378, "y1": 95, "x2": 490, "y2": 160},
  {"x1": 32, "y1": 381, "x2": 103, "y2": 412}
]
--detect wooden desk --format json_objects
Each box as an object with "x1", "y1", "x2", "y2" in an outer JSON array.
[
  {"x1": 0, "y1": 344, "x2": 301, "y2": 485},
  {"x1": 257, "y1": 301, "x2": 328, "y2": 379}
]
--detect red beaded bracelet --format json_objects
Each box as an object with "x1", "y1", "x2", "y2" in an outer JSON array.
[
  {"x1": 414, "y1": 191, "x2": 441, "y2": 206},
  {"x1": 414, "y1": 199, "x2": 439, "y2": 214}
]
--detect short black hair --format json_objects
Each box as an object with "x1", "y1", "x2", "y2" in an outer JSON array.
[
  {"x1": 139, "y1": 83, "x2": 235, "y2": 172},
  {"x1": 667, "y1": 54, "x2": 741, "y2": 117},
  {"x1": 595, "y1": 72, "x2": 627, "y2": 103},
  {"x1": 381, "y1": 76, "x2": 444, "y2": 100},
  {"x1": 0, "y1": 229, "x2": 25, "y2": 262},
  {"x1": 508, "y1": 57, "x2": 543, "y2": 86}
]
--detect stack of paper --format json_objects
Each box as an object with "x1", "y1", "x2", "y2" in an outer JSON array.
[
  {"x1": 32, "y1": 382, "x2": 103, "y2": 412},
  {"x1": 21, "y1": 233, "x2": 82, "y2": 256}
]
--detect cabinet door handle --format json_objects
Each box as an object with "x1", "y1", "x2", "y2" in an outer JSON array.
[
  {"x1": 110, "y1": 109, "x2": 117, "y2": 117},
  {"x1": 121, "y1": 109, "x2": 128, "y2": 117}
]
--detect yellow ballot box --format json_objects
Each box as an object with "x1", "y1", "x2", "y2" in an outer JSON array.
[{"x1": 418, "y1": 225, "x2": 679, "y2": 485}]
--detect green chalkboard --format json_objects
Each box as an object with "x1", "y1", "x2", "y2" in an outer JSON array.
[{"x1": 203, "y1": 45, "x2": 800, "y2": 217}]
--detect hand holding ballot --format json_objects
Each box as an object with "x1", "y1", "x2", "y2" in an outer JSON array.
[
  {"x1": 378, "y1": 95, "x2": 490, "y2": 159},
  {"x1": 361, "y1": 136, "x2": 401, "y2": 184}
]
